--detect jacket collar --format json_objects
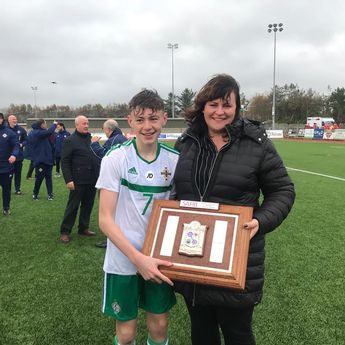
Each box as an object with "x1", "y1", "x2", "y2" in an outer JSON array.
[
  {"x1": 184, "y1": 117, "x2": 267, "y2": 145},
  {"x1": 74, "y1": 130, "x2": 90, "y2": 138}
]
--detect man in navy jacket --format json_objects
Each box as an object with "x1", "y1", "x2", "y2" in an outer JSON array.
[
  {"x1": 90, "y1": 119, "x2": 127, "y2": 161},
  {"x1": 54, "y1": 122, "x2": 70, "y2": 177},
  {"x1": 7, "y1": 114, "x2": 27, "y2": 195},
  {"x1": 28, "y1": 119, "x2": 57, "y2": 200},
  {"x1": 0, "y1": 113, "x2": 19, "y2": 215},
  {"x1": 90, "y1": 119, "x2": 127, "y2": 248}
]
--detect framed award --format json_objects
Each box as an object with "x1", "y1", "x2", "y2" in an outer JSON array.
[{"x1": 142, "y1": 199, "x2": 253, "y2": 290}]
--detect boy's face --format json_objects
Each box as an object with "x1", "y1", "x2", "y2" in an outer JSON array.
[{"x1": 127, "y1": 107, "x2": 167, "y2": 145}]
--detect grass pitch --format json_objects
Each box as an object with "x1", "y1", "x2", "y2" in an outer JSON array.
[{"x1": 0, "y1": 140, "x2": 344, "y2": 345}]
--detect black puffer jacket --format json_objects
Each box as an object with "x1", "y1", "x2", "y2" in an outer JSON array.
[
  {"x1": 173, "y1": 117, "x2": 295, "y2": 308},
  {"x1": 61, "y1": 130, "x2": 99, "y2": 185}
]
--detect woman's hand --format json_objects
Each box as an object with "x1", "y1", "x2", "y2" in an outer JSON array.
[{"x1": 244, "y1": 219, "x2": 259, "y2": 239}]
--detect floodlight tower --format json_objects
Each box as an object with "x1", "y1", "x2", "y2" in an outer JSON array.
[
  {"x1": 268, "y1": 23, "x2": 283, "y2": 129},
  {"x1": 31, "y1": 86, "x2": 38, "y2": 118},
  {"x1": 167, "y1": 43, "x2": 178, "y2": 118}
]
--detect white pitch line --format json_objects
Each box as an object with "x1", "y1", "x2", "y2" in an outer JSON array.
[{"x1": 287, "y1": 167, "x2": 345, "y2": 181}]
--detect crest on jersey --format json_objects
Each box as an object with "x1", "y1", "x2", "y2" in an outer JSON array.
[
  {"x1": 160, "y1": 167, "x2": 171, "y2": 181},
  {"x1": 2, "y1": 133, "x2": 7, "y2": 138}
]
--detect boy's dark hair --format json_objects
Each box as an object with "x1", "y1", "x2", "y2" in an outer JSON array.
[{"x1": 128, "y1": 89, "x2": 164, "y2": 115}]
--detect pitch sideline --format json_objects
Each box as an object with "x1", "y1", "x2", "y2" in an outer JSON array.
[{"x1": 286, "y1": 167, "x2": 345, "y2": 181}]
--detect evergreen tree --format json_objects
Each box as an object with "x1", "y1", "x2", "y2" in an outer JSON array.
[{"x1": 176, "y1": 88, "x2": 195, "y2": 117}]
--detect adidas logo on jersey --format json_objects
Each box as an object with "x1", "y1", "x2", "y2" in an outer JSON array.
[{"x1": 128, "y1": 167, "x2": 138, "y2": 175}]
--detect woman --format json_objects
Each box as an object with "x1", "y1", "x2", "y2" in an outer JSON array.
[{"x1": 173, "y1": 74, "x2": 295, "y2": 345}]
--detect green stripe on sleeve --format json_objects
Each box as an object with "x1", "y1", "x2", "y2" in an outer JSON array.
[{"x1": 120, "y1": 178, "x2": 172, "y2": 193}]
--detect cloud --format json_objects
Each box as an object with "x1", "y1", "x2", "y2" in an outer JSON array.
[{"x1": 1, "y1": 0, "x2": 345, "y2": 108}]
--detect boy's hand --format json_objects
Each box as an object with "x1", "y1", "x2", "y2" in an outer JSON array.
[{"x1": 135, "y1": 253, "x2": 174, "y2": 286}]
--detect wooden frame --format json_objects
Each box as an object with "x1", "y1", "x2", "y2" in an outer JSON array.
[{"x1": 142, "y1": 200, "x2": 253, "y2": 290}]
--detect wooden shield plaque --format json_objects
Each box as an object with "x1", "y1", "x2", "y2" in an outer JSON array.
[{"x1": 142, "y1": 200, "x2": 253, "y2": 290}]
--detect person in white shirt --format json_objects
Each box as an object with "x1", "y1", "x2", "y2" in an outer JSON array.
[{"x1": 96, "y1": 90, "x2": 179, "y2": 345}]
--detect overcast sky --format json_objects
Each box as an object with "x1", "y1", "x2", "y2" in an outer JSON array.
[{"x1": 1, "y1": 0, "x2": 345, "y2": 109}]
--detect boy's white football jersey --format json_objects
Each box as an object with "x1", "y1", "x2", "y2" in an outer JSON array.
[{"x1": 95, "y1": 140, "x2": 179, "y2": 275}]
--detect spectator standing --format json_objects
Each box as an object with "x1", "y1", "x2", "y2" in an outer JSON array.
[
  {"x1": 7, "y1": 115, "x2": 27, "y2": 195},
  {"x1": 59, "y1": 115, "x2": 99, "y2": 243},
  {"x1": 91, "y1": 119, "x2": 127, "y2": 248},
  {"x1": 54, "y1": 122, "x2": 70, "y2": 177},
  {"x1": 28, "y1": 119, "x2": 57, "y2": 201},
  {"x1": 90, "y1": 119, "x2": 127, "y2": 160},
  {"x1": 0, "y1": 113, "x2": 19, "y2": 215}
]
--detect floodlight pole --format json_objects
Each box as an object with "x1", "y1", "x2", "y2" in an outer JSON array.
[
  {"x1": 31, "y1": 86, "x2": 38, "y2": 118},
  {"x1": 268, "y1": 23, "x2": 283, "y2": 130},
  {"x1": 167, "y1": 43, "x2": 178, "y2": 118},
  {"x1": 51, "y1": 81, "x2": 58, "y2": 117}
]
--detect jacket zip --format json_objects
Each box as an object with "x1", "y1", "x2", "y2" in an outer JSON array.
[
  {"x1": 186, "y1": 130, "x2": 231, "y2": 202},
  {"x1": 185, "y1": 132, "x2": 203, "y2": 202},
  {"x1": 185, "y1": 129, "x2": 231, "y2": 306}
]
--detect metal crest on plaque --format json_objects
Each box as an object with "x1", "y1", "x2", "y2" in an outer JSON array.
[{"x1": 179, "y1": 221, "x2": 208, "y2": 257}]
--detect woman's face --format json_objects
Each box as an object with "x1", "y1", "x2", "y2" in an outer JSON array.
[{"x1": 203, "y1": 92, "x2": 237, "y2": 136}]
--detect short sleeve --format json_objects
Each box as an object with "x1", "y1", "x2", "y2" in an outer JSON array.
[{"x1": 95, "y1": 152, "x2": 122, "y2": 192}]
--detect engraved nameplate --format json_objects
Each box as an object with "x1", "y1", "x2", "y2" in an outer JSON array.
[{"x1": 180, "y1": 200, "x2": 219, "y2": 210}]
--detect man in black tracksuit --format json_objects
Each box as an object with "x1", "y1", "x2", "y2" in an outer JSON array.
[{"x1": 59, "y1": 115, "x2": 99, "y2": 243}]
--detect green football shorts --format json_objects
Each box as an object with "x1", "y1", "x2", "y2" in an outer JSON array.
[{"x1": 102, "y1": 273, "x2": 176, "y2": 321}]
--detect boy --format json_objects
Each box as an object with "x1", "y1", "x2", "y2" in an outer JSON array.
[{"x1": 96, "y1": 90, "x2": 179, "y2": 345}]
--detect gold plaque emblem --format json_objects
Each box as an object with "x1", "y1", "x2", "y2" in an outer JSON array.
[{"x1": 179, "y1": 221, "x2": 208, "y2": 257}]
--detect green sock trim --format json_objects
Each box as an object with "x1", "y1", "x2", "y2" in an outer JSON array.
[
  {"x1": 114, "y1": 336, "x2": 136, "y2": 345},
  {"x1": 147, "y1": 335, "x2": 168, "y2": 345}
]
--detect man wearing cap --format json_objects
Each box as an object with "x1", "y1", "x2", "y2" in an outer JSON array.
[{"x1": 0, "y1": 113, "x2": 19, "y2": 215}]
